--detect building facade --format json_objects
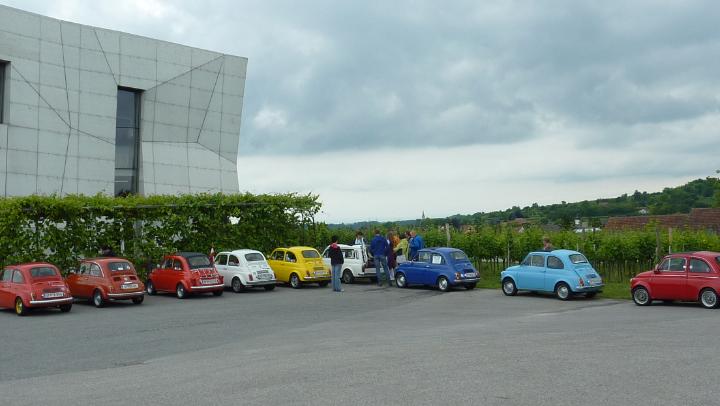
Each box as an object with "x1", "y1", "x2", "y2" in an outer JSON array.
[{"x1": 0, "y1": 5, "x2": 246, "y2": 196}]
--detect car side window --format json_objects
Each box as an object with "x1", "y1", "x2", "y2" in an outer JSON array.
[
  {"x1": 89, "y1": 264, "x2": 102, "y2": 277},
  {"x1": 661, "y1": 258, "x2": 686, "y2": 272},
  {"x1": 431, "y1": 254, "x2": 444, "y2": 265},
  {"x1": 12, "y1": 270, "x2": 24, "y2": 284},
  {"x1": 547, "y1": 256, "x2": 564, "y2": 269},
  {"x1": 322, "y1": 249, "x2": 329, "y2": 258},
  {"x1": 285, "y1": 252, "x2": 297, "y2": 263},
  {"x1": 521, "y1": 255, "x2": 530, "y2": 266},
  {"x1": 417, "y1": 251, "x2": 431, "y2": 263},
  {"x1": 271, "y1": 251, "x2": 284, "y2": 261},
  {"x1": 78, "y1": 263, "x2": 89, "y2": 275},
  {"x1": 172, "y1": 259, "x2": 183, "y2": 271},
  {"x1": 689, "y1": 259, "x2": 711, "y2": 273},
  {"x1": 228, "y1": 255, "x2": 240, "y2": 267},
  {"x1": 215, "y1": 254, "x2": 228, "y2": 266},
  {"x1": 1, "y1": 269, "x2": 12, "y2": 282},
  {"x1": 162, "y1": 258, "x2": 173, "y2": 269},
  {"x1": 530, "y1": 255, "x2": 544, "y2": 267}
]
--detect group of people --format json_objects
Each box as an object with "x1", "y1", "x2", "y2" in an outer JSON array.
[{"x1": 327, "y1": 229, "x2": 425, "y2": 292}]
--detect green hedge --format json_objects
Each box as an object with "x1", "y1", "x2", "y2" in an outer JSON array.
[{"x1": 0, "y1": 193, "x2": 320, "y2": 277}]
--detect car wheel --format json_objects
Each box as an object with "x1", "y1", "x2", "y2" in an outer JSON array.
[
  {"x1": 502, "y1": 278, "x2": 517, "y2": 296},
  {"x1": 131, "y1": 296, "x2": 144, "y2": 305},
  {"x1": 318, "y1": 281, "x2": 329, "y2": 287},
  {"x1": 231, "y1": 277, "x2": 244, "y2": 293},
  {"x1": 176, "y1": 283, "x2": 187, "y2": 299},
  {"x1": 290, "y1": 273, "x2": 301, "y2": 289},
  {"x1": 146, "y1": 280, "x2": 156, "y2": 296},
  {"x1": 59, "y1": 303, "x2": 72, "y2": 312},
  {"x1": 555, "y1": 282, "x2": 571, "y2": 301},
  {"x1": 93, "y1": 290, "x2": 105, "y2": 308},
  {"x1": 15, "y1": 297, "x2": 27, "y2": 316},
  {"x1": 437, "y1": 276, "x2": 450, "y2": 292},
  {"x1": 632, "y1": 286, "x2": 651, "y2": 306},
  {"x1": 341, "y1": 270, "x2": 354, "y2": 284},
  {"x1": 585, "y1": 292, "x2": 597, "y2": 299},
  {"x1": 212, "y1": 289, "x2": 223, "y2": 296},
  {"x1": 395, "y1": 272, "x2": 407, "y2": 288},
  {"x1": 264, "y1": 284, "x2": 276, "y2": 291},
  {"x1": 699, "y1": 288, "x2": 718, "y2": 309},
  {"x1": 466, "y1": 283, "x2": 476, "y2": 290}
]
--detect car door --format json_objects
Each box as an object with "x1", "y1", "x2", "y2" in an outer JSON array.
[
  {"x1": 517, "y1": 254, "x2": 546, "y2": 290},
  {"x1": 11, "y1": 270, "x2": 27, "y2": 302},
  {"x1": 227, "y1": 254, "x2": 242, "y2": 280},
  {"x1": 544, "y1": 255, "x2": 567, "y2": 292},
  {"x1": 285, "y1": 251, "x2": 299, "y2": 279},
  {"x1": 426, "y1": 253, "x2": 446, "y2": 285},
  {"x1": 154, "y1": 258, "x2": 172, "y2": 291},
  {"x1": 321, "y1": 246, "x2": 331, "y2": 270},
  {"x1": 651, "y1": 257, "x2": 687, "y2": 300},
  {"x1": 0, "y1": 269, "x2": 13, "y2": 308},
  {"x1": 74, "y1": 263, "x2": 92, "y2": 298},
  {"x1": 406, "y1": 251, "x2": 431, "y2": 284},
  {"x1": 269, "y1": 250, "x2": 286, "y2": 281},
  {"x1": 215, "y1": 253, "x2": 229, "y2": 284},
  {"x1": 687, "y1": 257, "x2": 713, "y2": 301},
  {"x1": 87, "y1": 263, "x2": 104, "y2": 294}
]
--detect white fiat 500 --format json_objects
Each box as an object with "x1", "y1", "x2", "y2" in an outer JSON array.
[
  {"x1": 215, "y1": 250, "x2": 277, "y2": 292},
  {"x1": 321, "y1": 244, "x2": 377, "y2": 284}
]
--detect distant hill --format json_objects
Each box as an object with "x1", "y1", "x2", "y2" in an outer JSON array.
[{"x1": 328, "y1": 177, "x2": 720, "y2": 230}]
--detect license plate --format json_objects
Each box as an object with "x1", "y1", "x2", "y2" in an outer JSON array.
[
  {"x1": 201, "y1": 278, "x2": 219, "y2": 285},
  {"x1": 122, "y1": 283, "x2": 139, "y2": 290},
  {"x1": 464, "y1": 272, "x2": 476, "y2": 278},
  {"x1": 314, "y1": 271, "x2": 327, "y2": 276},
  {"x1": 590, "y1": 279, "x2": 601, "y2": 286},
  {"x1": 43, "y1": 292, "x2": 63, "y2": 298},
  {"x1": 258, "y1": 273, "x2": 271, "y2": 280},
  {"x1": 314, "y1": 266, "x2": 325, "y2": 271}
]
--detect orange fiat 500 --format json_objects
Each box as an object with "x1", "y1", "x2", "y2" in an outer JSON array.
[
  {"x1": 66, "y1": 258, "x2": 145, "y2": 307},
  {"x1": 146, "y1": 252, "x2": 224, "y2": 299},
  {"x1": 0, "y1": 263, "x2": 73, "y2": 316}
]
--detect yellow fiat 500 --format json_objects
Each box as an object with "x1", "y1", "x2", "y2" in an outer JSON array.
[{"x1": 268, "y1": 246, "x2": 330, "y2": 289}]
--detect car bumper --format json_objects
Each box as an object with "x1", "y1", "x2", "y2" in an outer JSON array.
[
  {"x1": 301, "y1": 275, "x2": 331, "y2": 281},
  {"x1": 245, "y1": 279, "x2": 277, "y2": 286},
  {"x1": 107, "y1": 291, "x2": 145, "y2": 299},
  {"x1": 188, "y1": 284, "x2": 225, "y2": 291},
  {"x1": 29, "y1": 297, "x2": 74, "y2": 306},
  {"x1": 574, "y1": 285, "x2": 603, "y2": 292},
  {"x1": 453, "y1": 278, "x2": 479, "y2": 285}
]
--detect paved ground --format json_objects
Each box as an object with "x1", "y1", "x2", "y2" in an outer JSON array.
[{"x1": 1, "y1": 281, "x2": 718, "y2": 406}]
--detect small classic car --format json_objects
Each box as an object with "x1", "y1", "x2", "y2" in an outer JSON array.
[
  {"x1": 267, "y1": 246, "x2": 330, "y2": 288},
  {"x1": 395, "y1": 248, "x2": 479, "y2": 292},
  {"x1": 0, "y1": 263, "x2": 73, "y2": 316},
  {"x1": 66, "y1": 258, "x2": 145, "y2": 307},
  {"x1": 321, "y1": 243, "x2": 376, "y2": 284},
  {"x1": 146, "y1": 252, "x2": 224, "y2": 298},
  {"x1": 630, "y1": 251, "x2": 720, "y2": 309},
  {"x1": 215, "y1": 249, "x2": 277, "y2": 292},
  {"x1": 501, "y1": 249, "x2": 603, "y2": 300}
]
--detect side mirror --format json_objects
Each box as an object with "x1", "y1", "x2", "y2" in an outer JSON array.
[{"x1": 653, "y1": 266, "x2": 660, "y2": 274}]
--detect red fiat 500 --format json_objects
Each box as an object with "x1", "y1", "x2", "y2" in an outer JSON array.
[
  {"x1": 0, "y1": 263, "x2": 73, "y2": 316},
  {"x1": 66, "y1": 258, "x2": 145, "y2": 307},
  {"x1": 631, "y1": 251, "x2": 720, "y2": 309},
  {"x1": 146, "y1": 252, "x2": 224, "y2": 299}
]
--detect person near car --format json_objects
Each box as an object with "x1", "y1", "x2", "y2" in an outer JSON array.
[
  {"x1": 370, "y1": 230, "x2": 391, "y2": 287},
  {"x1": 354, "y1": 231, "x2": 366, "y2": 246},
  {"x1": 408, "y1": 230, "x2": 425, "y2": 261},
  {"x1": 328, "y1": 235, "x2": 344, "y2": 292},
  {"x1": 386, "y1": 232, "x2": 397, "y2": 281},
  {"x1": 394, "y1": 232, "x2": 409, "y2": 264},
  {"x1": 542, "y1": 236, "x2": 554, "y2": 252}
]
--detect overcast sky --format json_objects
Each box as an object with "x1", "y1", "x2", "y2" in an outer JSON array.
[{"x1": 5, "y1": 0, "x2": 719, "y2": 223}]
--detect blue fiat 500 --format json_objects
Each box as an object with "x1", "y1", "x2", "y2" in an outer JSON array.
[
  {"x1": 500, "y1": 249, "x2": 603, "y2": 300},
  {"x1": 395, "y1": 248, "x2": 479, "y2": 292}
]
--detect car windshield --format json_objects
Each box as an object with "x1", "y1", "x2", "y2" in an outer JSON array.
[
  {"x1": 569, "y1": 254, "x2": 589, "y2": 264},
  {"x1": 29, "y1": 267, "x2": 58, "y2": 279},
  {"x1": 302, "y1": 250, "x2": 320, "y2": 259},
  {"x1": 187, "y1": 255, "x2": 212, "y2": 269},
  {"x1": 245, "y1": 253, "x2": 265, "y2": 262},
  {"x1": 108, "y1": 261, "x2": 133, "y2": 272},
  {"x1": 450, "y1": 251, "x2": 469, "y2": 261}
]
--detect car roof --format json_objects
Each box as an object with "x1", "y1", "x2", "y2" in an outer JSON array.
[
  {"x1": 526, "y1": 249, "x2": 583, "y2": 256},
  {"x1": 666, "y1": 251, "x2": 720, "y2": 260},
  {"x1": 287, "y1": 246, "x2": 319, "y2": 252},
  {"x1": 326, "y1": 244, "x2": 355, "y2": 249},
  {"x1": 4, "y1": 262, "x2": 57, "y2": 270},
  {"x1": 420, "y1": 247, "x2": 465, "y2": 254},
  {"x1": 83, "y1": 257, "x2": 131, "y2": 263},
  {"x1": 220, "y1": 249, "x2": 264, "y2": 256},
  {"x1": 174, "y1": 252, "x2": 208, "y2": 259}
]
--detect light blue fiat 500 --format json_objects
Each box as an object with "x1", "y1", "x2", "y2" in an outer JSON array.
[{"x1": 500, "y1": 250, "x2": 603, "y2": 300}]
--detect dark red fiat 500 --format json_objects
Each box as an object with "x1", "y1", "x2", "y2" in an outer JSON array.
[
  {"x1": 631, "y1": 251, "x2": 720, "y2": 309},
  {"x1": 146, "y1": 252, "x2": 224, "y2": 299},
  {"x1": 66, "y1": 258, "x2": 145, "y2": 307},
  {"x1": 0, "y1": 263, "x2": 73, "y2": 316}
]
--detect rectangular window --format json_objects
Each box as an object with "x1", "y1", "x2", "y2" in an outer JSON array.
[
  {"x1": 114, "y1": 87, "x2": 142, "y2": 196},
  {"x1": 0, "y1": 61, "x2": 7, "y2": 123}
]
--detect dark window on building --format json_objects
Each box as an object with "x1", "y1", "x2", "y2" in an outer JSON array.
[
  {"x1": 0, "y1": 61, "x2": 7, "y2": 123},
  {"x1": 115, "y1": 88, "x2": 142, "y2": 196}
]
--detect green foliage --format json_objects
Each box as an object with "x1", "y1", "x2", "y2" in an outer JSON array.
[{"x1": 0, "y1": 193, "x2": 320, "y2": 277}]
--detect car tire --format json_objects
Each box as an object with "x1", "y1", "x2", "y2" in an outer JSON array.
[
  {"x1": 93, "y1": 289, "x2": 105, "y2": 308},
  {"x1": 585, "y1": 292, "x2": 597, "y2": 299},
  {"x1": 15, "y1": 297, "x2": 27, "y2": 316},
  {"x1": 146, "y1": 280, "x2": 156, "y2": 296},
  {"x1": 231, "y1": 277, "x2": 244, "y2": 293},
  {"x1": 502, "y1": 278, "x2": 517, "y2": 296},
  {"x1": 395, "y1": 272, "x2": 407, "y2": 288},
  {"x1": 264, "y1": 284, "x2": 276, "y2": 291},
  {"x1": 212, "y1": 289, "x2": 223, "y2": 296},
  {"x1": 699, "y1": 288, "x2": 718, "y2": 309},
  {"x1": 632, "y1": 286, "x2": 651, "y2": 306},
  {"x1": 59, "y1": 303, "x2": 72, "y2": 312},
  {"x1": 318, "y1": 281, "x2": 329, "y2": 287},
  {"x1": 290, "y1": 273, "x2": 301, "y2": 289},
  {"x1": 131, "y1": 296, "x2": 144, "y2": 305},
  {"x1": 341, "y1": 270, "x2": 354, "y2": 284},
  {"x1": 465, "y1": 283, "x2": 476, "y2": 290},
  {"x1": 176, "y1": 283, "x2": 187, "y2": 299},
  {"x1": 437, "y1": 276, "x2": 450, "y2": 292},
  {"x1": 555, "y1": 282, "x2": 571, "y2": 301}
]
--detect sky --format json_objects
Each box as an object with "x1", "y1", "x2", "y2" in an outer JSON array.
[{"x1": 4, "y1": 0, "x2": 719, "y2": 223}]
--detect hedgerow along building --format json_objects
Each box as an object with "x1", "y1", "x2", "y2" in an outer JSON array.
[{"x1": 0, "y1": 5, "x2": 246, "y2": 197}]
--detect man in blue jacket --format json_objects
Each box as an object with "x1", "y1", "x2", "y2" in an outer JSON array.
[
  {"x1": 408, "y1": 230, "x2": 424, "y2": 261},
  {"x1": 370, "y1": 229, "x2": 392, "y2": 287}
]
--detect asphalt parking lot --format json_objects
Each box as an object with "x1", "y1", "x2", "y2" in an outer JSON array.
[{"x1": 1, "y1": 282, "x2": 718, "y2": 406}]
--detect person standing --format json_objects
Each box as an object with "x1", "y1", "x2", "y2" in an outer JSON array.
[
  {"x1": 328, "y1": 235, "x2": 344, "y2": 292},
  {"x1": 408, "y1": 230, "x2": 425, "y2": 261},
  {"x1": 370, "y1": 229, "x2": 391, "y2": 287},
  {"x1": 394, "y1": 232, "x2": 409, "y2": 264},
  {"x1": 542, "y1": 236, "x2": 554, "y2": 252},
  {"x1": 354, "y1": 231, "x2": 366, "y2": 245},
  {"x1": 386, "y1": 232, "x2": 397, "y2": 281}
]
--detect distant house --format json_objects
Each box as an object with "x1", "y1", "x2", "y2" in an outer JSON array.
[{"x1": 605, "y1": 208, "x2": 720, "y2": 232}]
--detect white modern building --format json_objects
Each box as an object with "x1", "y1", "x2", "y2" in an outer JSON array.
[{"x1": 0, "y1": 5, "x2": 246, "y2": 196}]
